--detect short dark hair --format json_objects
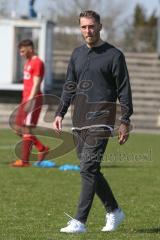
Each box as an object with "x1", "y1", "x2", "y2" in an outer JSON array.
[
  {"x1": 79, "y1": 10, "x2": 100, "y2": 24},
  {"x1": 18, "y1": 39, "x2": 34, "y2": 49}
]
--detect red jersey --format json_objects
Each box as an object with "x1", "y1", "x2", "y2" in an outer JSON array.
[{"x1": 23, "y1": 56, "x2": 44, "y2": 101}]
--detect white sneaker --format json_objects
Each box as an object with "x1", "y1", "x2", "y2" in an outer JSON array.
[
  {"x1": 101, "y1": 208, "x2": 125, "y2": 232},
  {"x1": 60, "y1": 219, "x2": 86, "y2": 233}
]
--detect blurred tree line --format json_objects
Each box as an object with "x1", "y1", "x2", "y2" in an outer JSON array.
[
  {"x1": 123, "y1": 4, "x2": 157, "y2": 52},
  {"x1": 0, "y1": 0, "x2": 158, "y2": 52}
]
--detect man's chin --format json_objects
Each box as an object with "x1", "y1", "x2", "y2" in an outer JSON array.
[
  {"x1": 86, "y1": 40, "x2": 97, "y2": 46},
  {"x1": 85, "y1": 38, "x2": 94, "y2": 44}
]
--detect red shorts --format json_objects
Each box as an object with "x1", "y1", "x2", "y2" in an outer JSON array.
[{"x1": 15, "y1": 96, "x2": 42, "y2": 127}]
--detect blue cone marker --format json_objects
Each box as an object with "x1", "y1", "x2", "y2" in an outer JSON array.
[
  {"x1": 33, "y1": 160, "x2": 56, "y2": 168},
  {"x1": 59, "y1": 164, "x2": 80, "y2": 171}
]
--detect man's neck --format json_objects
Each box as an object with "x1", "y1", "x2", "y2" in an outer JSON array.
[{"x1": 87, "y1": 39, "x2": 104, "y2": 49}]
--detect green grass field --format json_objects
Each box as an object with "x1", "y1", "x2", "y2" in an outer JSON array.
[{"x1": 0, "y1": 129, "x2": 159, "y2": 240}]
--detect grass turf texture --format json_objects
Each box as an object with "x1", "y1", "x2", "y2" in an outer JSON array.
[{"x1": 0, "y1": 129, "x2": 159, "y2": 240}]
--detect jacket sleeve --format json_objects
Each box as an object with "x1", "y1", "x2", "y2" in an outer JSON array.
[
  {"x1": 55, "y1": 53, "x2": 77, "y2": 118},
  {"x1": 112, "y1": 52, "x2": 133, "y2": 124}
]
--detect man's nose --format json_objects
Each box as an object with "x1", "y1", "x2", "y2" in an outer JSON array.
[{"x1": 86, "y1": 27, "x2": 91, "y2": 34}]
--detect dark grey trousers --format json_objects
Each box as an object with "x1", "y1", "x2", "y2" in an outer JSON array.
[{"x1": 73, "y1": 127, "x2": 118, "y2": 223}]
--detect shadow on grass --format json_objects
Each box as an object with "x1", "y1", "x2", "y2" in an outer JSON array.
[
  {"x1": 136, "y1": 227, "x2": 160, "y2": 234},
  {"x1": 0, "y1": 162, "x2": 151, "y2": 169},
  {"x1": 102, "y1": 164, "x2": 148, "y2": 169},
  {"x1": 0, "y1": 161, "x2": 61, "y2": 168}
]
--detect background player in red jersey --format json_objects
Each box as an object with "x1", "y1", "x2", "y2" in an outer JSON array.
[{"x1": 12, "y1": 39, "x2": 49, "y2": 167}]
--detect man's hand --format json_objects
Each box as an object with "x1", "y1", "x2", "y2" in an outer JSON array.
[
  {"x1": 14, "y1": 125, "x2": 23, "y2": 137},
  {"x1": 24, "y1": 100, "x2": 32, "y2": 113},
  {"x1": 53, "y1": 116, "x2": 63, "y2": 134},
  {"x1": 118, "y1": 123, "x2": 130, "y2": 145}
]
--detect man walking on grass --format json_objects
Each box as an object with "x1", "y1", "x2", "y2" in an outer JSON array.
[
  {"x1": 53, "y1": 10, "x2": 133, "y2": 233},
  {"x1": 12, "y1": 39, "x2": 49, "y2": 167}
]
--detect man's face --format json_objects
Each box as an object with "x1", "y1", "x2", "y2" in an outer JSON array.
[
  {"x1": 19, "y1": 46, "x2": 33, "y2": 59},
  {"x1": 80, "y1": 17, "x2": 102, "y2": 47}
]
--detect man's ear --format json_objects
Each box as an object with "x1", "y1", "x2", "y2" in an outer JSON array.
[
  {"x1": 28, "y1": 46, "x2": 33, "y2": 53},
  {"x1": 99, "y1": 23, "x2": 102, "y2": 31}
]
